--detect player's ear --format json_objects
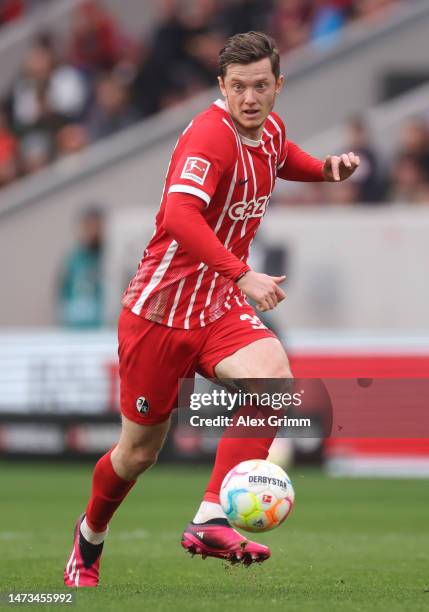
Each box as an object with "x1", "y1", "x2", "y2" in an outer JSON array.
[
  {"x1": 218, "y1": 76, "x2": 227, "y2": 97},
  {"x1": 275, "y1": 74, "x2": 285, "y2": 95}
]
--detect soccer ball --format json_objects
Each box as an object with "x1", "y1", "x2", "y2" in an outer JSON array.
[{"x1": 220, "y1": 459, "x2": 295, "y2": 532}]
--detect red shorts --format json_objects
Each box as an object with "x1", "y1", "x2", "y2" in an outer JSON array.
[{"x1": 118, "y1": 303, "x2": 277, "y2": 425}]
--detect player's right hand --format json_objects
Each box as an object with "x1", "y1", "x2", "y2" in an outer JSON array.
[{"x1": 237, "y1": 271, "x2": 286, "y2": 312}]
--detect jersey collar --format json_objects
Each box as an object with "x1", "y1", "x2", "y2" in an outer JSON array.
[{"x1": 214, "y1": 99, "x2": 262, "y2": 148}]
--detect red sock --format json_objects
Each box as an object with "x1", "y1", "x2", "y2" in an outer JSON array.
[
  {"x1": 85, "y1": 448, "x2": 136, "y2": 532},
  {"x1": 204, "y1": 406, "x2": 276, "y2": 503}
]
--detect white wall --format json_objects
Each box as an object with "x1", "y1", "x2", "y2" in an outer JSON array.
[{"x1": 106, "y1": 205, "x2": 429, "y2": 333}]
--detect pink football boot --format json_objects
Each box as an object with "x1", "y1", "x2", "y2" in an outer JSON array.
[
  {"x1": 181, "y1": 519, "x2": 271, "y2": 565},
  {"x1": 64, "y1": 515, "x2": 103, "y2": 587}
]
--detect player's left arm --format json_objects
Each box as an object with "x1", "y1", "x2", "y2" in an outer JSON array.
[
  {"x1": 321, "y1": 151, "x2": 360, "y2": 182},
  {"x1": 277, "y1": 140, "x2": 360, "y2": 182}
]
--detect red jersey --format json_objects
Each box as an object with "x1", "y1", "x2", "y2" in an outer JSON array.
[{"x1": 122, "y1": 99, "x2": 323, "y2": 329}]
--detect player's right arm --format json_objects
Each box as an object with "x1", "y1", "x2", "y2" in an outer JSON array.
[
  {"x1": 163, "y1": 191, "x2": 250, "y2": 281},
  {"x1": 236, "y1": 271, "x2": 286, "y2": 312},
  {"x1": 164, "y1": 198, "x2": 286, "y2": 310}
]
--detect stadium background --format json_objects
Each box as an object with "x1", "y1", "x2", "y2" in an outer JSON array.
[{"x1": 0, "y1": 1, "x2": 428, "y2": 610}]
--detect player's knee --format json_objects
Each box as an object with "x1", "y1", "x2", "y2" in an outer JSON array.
[
  {"x1": 249, "y1": 355, "x2": 293, "y2": 380},
  {"x1": 270, "y1": 362, "x2": 293, "y2": 379},
  {"x1": 120, "y1": 447, "x2": 159, "y2": 476},
  {"x1": 252, "y1": 361, "x2": 292, "y2": 382},
  {"x1": 236, "y1": 363, "x2": 293, "y2": 396},
  {"x1": 132, "y1": 449, "x2": 159, "y2": 474}
]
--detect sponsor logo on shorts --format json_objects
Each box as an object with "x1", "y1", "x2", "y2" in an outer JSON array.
[
  {"x1": 180, "y1": 157, "x2": 211, "y2": 185},
  {"x1": 136, "y1": 396, "x2": 150, "y2": 414}
]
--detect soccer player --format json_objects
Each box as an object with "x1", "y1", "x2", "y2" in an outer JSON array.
[{"x1": 64, "y1": 31, "x2": 359, "y2": 586}]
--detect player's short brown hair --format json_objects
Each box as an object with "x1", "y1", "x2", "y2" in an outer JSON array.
[{"x1": 219, "y1": 31, "x2": 280, "y2": 79}]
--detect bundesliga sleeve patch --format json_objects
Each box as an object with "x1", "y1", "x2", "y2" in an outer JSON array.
[{"x1": 180, "y1": 157, "x2": 211, "y2": 186}]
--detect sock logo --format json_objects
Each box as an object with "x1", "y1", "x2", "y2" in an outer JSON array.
[{"x1": 136, "y1": 396, "x2": 149, "y2": 414}]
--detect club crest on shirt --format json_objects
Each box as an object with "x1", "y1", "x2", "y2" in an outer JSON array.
[{"x1": 181, "y1": 156, "x2": 211, "y2": 185}]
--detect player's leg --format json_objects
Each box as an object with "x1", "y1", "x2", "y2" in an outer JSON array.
[
  {"x1": 85, "y1": 414, "x2": 172, "y2": 533},
  {"x1": 201, "y1": 310, "x2": 292, "y2": 515},
  {"x1": 182, "y1": 306, "x2": 291, "y2": 564},
  {"x1": 204, "y1": 337, "x2": 292, "y2": 506},
  {"x1": 65, "y1": 307, "x2": 197, "y2": 587},
  {"x1": 64, "y1": 416, "x2": 171, "y2": 588}
]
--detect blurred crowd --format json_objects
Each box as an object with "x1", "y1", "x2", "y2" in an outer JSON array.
[
  {"x1": 273, "y1": 115, "x2": 429, "y2": 206},
  {"x1": 0, "y1": 0, "x2": 52, "y2": 28},
  {"x1": 0, "y1": 0, "x2": 424, "y2": 204}
]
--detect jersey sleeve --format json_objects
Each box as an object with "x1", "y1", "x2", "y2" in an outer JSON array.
[
  {"x1": 277, "y1": 140, "x2": 324, "y2": 182},
  {"x1": 270, "y1": 113, "x2": 324, "y2": 182},
  {"x1": 163, "y1": 192, "x2": 250, "y2": 281},
  {"x1": 167, "y1": 117, "x2": 237, "y2": 207}
]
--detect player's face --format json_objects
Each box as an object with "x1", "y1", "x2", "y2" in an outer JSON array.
[{"x1": 218, "y1": 58, "x2": 284, "y2": 140}]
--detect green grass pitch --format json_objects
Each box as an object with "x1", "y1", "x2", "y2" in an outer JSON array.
[{"x1": 1, "y1": 462, "x2": 429, "y2": 611}]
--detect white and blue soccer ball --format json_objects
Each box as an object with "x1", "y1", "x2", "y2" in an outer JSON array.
[{"x1": 220, "y1": 459, "x2": 295, "y2": 532}]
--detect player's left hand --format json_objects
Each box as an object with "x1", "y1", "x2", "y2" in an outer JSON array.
[{"x1": 322, "y1": 152, "x2": 360, "y2": 182}]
